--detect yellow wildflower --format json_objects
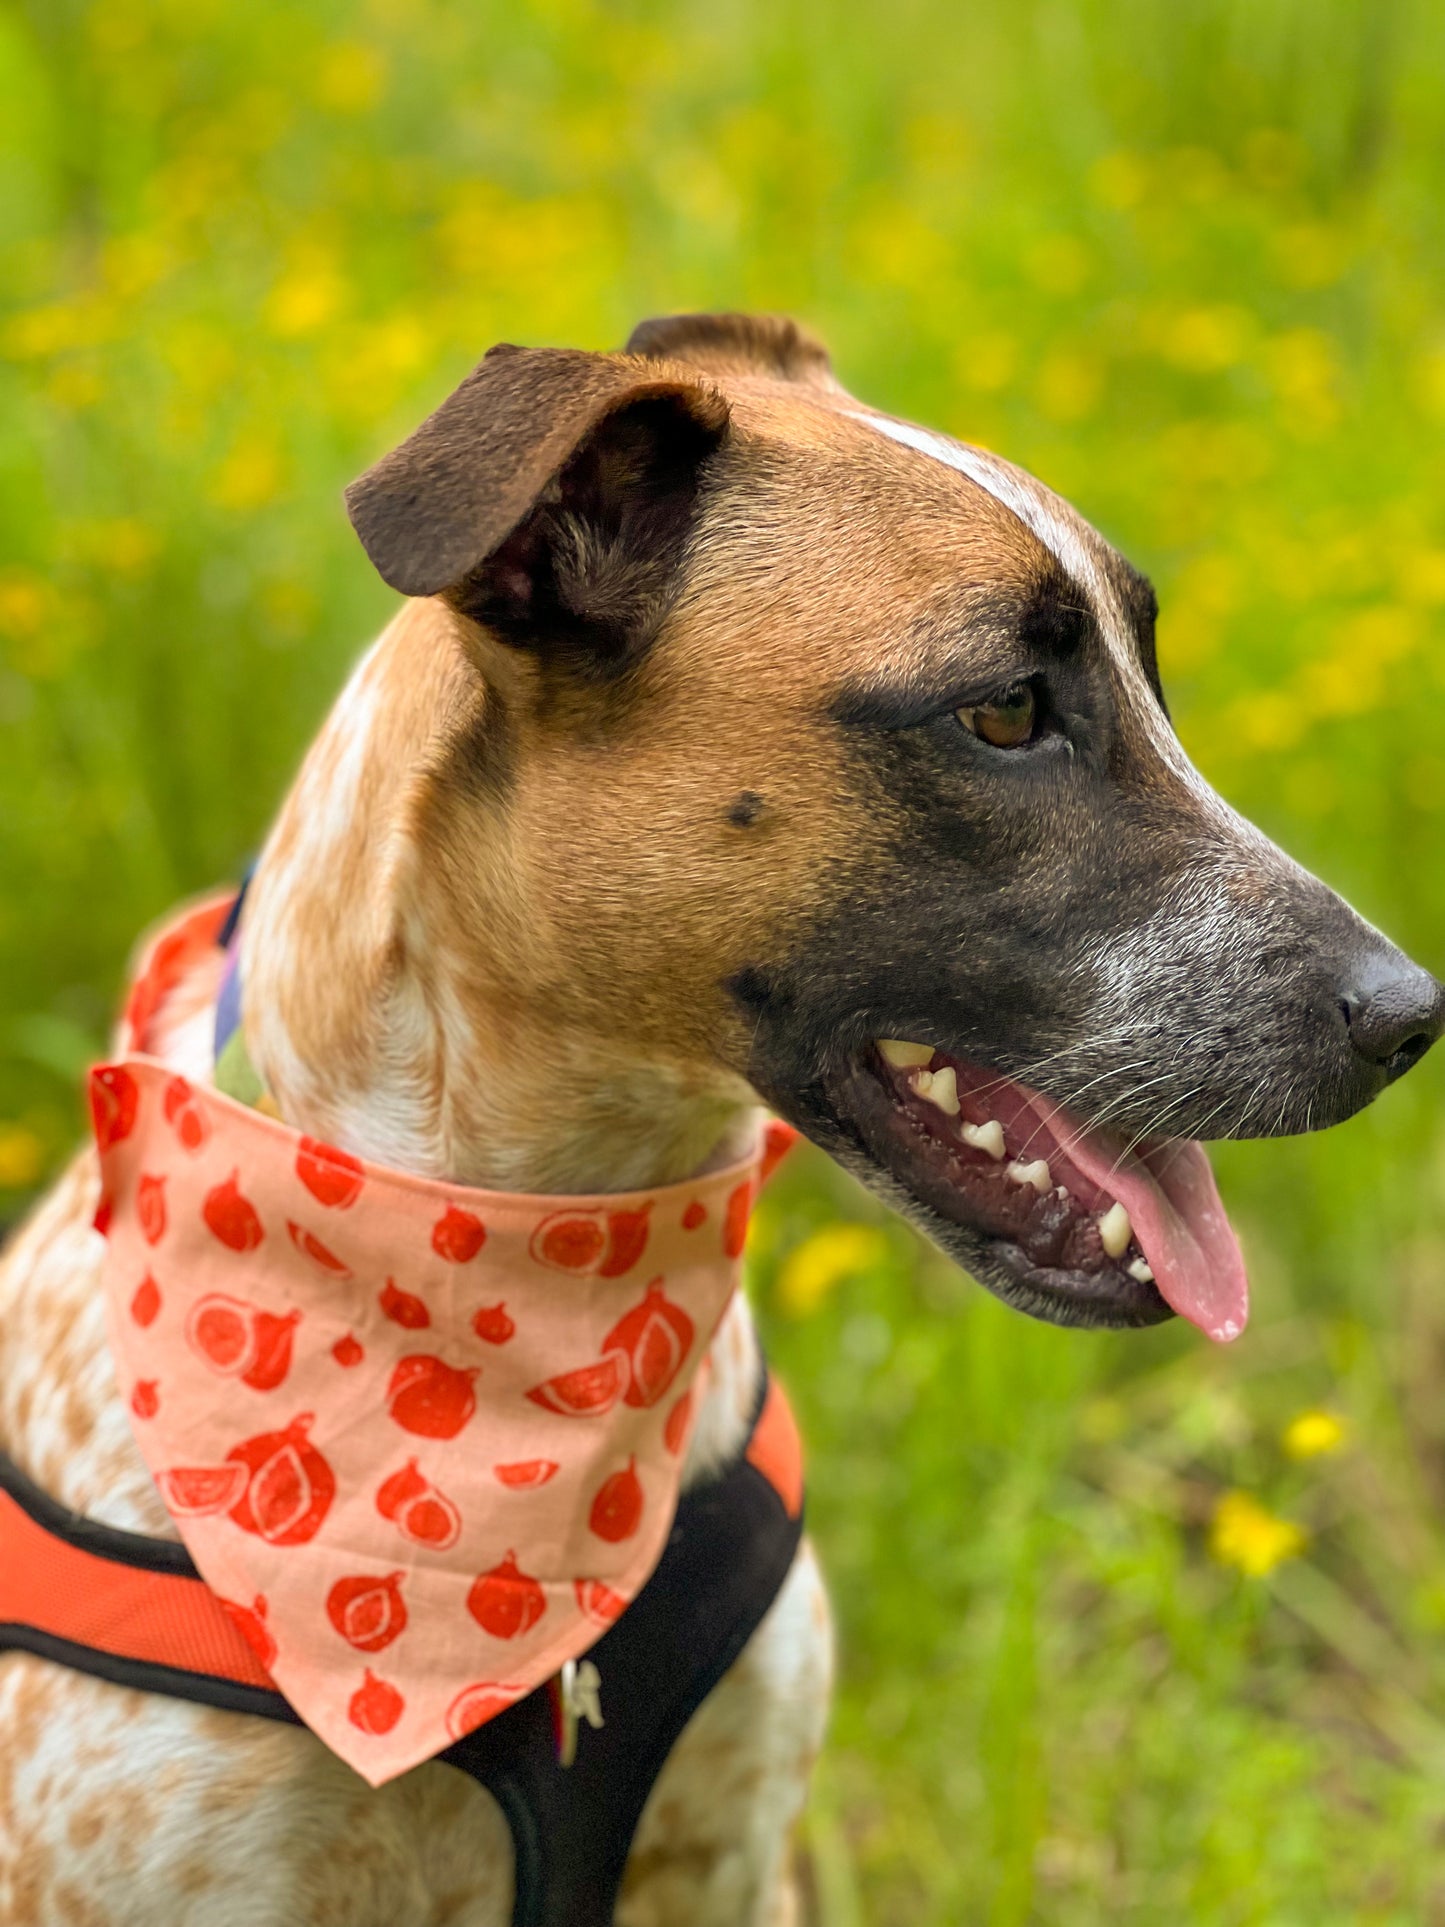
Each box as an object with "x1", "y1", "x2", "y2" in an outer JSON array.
[
  {"x1": 315, "y1": 41, "x2": 388, "y2": 115},
  {"x1": 0, "y1": 570, "x2": 57, "y2": 640},
  {"x1": 0, "y1": 1125, "x2": 44, "y2": 1189},
  {"x1": 954, "y1": 331, "x2": 1017, "y2": 395},
  {"x1": 1282, "y1": 1409, "x2": 1347, "y2": 1461},
  {"x1": 265, "y1": 252, "x2": 347, "y2": 339},
  {"x1": 775, "y1": 1225, "x2": 888, "y2": 1318},
  {"x1": 209, "y1": 435, "x2": 285, "y2": 512},
  {"x1": 1034, "y1": 346, "x2": 1104, "y2": 423},
  {"x1": 1088, "y1": 151, "x2": 1149, "y2": 209},
  {"x1": 1209, "y1": 1490, "x2": 1307, "y2": 1577},
  {"x1": 1161, "y1": 303, "x2": 1255, "y2": 375}
]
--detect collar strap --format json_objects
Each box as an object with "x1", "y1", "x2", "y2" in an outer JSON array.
[{"x1": 212, "y1": 871, "x2": 263, "y2": 1106}]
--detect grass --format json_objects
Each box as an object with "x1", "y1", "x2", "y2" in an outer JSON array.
[{"x1": 6, "y1": 0, "x2": 1445, "y2": 1917}]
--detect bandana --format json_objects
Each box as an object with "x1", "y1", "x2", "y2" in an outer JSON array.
[{"x1": 91, "y1": 900, "x2": 792, "y2": 1787}]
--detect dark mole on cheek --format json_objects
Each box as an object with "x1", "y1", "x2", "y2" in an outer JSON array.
[{"x1": 727, "y1": 790, "x2": 767, "y2": 828}]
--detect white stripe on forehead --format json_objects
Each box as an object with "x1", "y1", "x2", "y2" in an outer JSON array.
[
  {"x1": 845, "y1": 407, "x2": 1234, "y2": 808},
  {"x1": 846, "y1": 409, "x2": 1107, "y2": 603}
]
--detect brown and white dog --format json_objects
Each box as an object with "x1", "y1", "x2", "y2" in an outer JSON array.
[{"x1": 1, "y1": 311, "x2": 1440, "y2": 1925}]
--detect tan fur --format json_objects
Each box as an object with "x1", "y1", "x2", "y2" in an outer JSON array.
[{"x1": 0, "y1": 320, "x2": 1109, "y2": 1924}]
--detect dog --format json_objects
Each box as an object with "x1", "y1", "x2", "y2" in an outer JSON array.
[{"x1": 1, "y1": 309, "x2": 1440, "y2": 1926}]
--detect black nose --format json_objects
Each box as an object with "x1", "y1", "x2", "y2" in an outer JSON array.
[{"x1": 1340, "y1": 951, "x2": 1445, "y2": 1080}]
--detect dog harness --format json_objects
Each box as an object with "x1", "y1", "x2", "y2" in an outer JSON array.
[{"x1": 0, "y1": 892, "x2": 805, "y2": 1925}]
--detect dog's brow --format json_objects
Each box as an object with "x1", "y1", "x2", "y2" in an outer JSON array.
[
  {"x1": 831, "y1": 648, "x2": 1037, "y2": 729},
  {"x1": 829, "y1": 580, "x2": 1099, "y2": 728}
]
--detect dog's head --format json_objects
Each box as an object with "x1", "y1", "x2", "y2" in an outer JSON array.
[{"x1": 342, "y1": 312, "x2": 1444, "y2": 1340}]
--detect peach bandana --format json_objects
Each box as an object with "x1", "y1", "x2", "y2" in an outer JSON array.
[{"x1": 90, "y1": 909, "x2": 789, "y2": 1787}]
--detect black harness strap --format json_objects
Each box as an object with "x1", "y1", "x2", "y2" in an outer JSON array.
[{"x1": 0, "y1": 1372, "x2": 802, "y2": 1927}]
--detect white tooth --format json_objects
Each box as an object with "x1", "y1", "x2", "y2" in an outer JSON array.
[
  {"x1": 911, "y1": 1064, "x2": 959, "y2": 1115},
  {"x1": 879, "y1": 1039, "x2": 934, "y2": 1068},
  {"x1": 1099, "y1": 1201, "x2": 1132, "y2": 1259},
  {"x1": 1127, "y1": 1257, "x2": 1154, "y2": 1284},
  {"x1": 960, "y1": 1118, "x2": 1006, "y2": 1160},
  {"x1": 1007, "y1": 1157, "x2": 1052, "y2": 1194}
]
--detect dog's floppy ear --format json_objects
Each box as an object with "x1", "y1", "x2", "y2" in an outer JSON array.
[
  {"x1": 626, "y1": 312, "x2": 838, "y2": 391},
  {"x1": 345, "y1": 345, "x2": 730, "y2": 670}
]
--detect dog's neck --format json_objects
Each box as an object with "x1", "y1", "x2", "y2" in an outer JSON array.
[{"x1": 237, "y1": 602, "x2": 758, "y2": 1194}]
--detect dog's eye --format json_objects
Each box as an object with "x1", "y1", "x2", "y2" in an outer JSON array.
[{"x1": 955, "y1": 683, "x2": 1036, "y2": 749}]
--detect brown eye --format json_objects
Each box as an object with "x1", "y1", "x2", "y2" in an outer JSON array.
[{"x1": 955, "y1": 683, "x2": 1036, "y2": 749}]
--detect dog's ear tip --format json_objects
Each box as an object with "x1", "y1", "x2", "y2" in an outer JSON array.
[
  {"x1": 341, "y1": 344, "x2": 732, "y2": 608},
  {"x1": 343, "y1": 477, "x2": 447, "y2": 597}
]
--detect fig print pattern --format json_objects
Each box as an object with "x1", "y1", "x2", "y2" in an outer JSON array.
[{"x1": 90, "y1": 919, "x2": 786, "y2": 1788}]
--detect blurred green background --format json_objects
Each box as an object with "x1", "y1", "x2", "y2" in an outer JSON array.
[{"x1": 5, "y1": 1, "x2": 1445, "y2": 1919}]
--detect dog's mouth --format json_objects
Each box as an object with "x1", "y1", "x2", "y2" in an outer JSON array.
[{"x1": 827, "y1": 1040, "x2": 1249, "y2": 1340}]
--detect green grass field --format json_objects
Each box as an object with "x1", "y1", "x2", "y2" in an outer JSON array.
[{"x1": 6, "y1": 2, "x2": 1445, "y2": 1918}]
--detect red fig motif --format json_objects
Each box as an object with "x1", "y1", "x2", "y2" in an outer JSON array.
[
  {"x1": 130, "y1": 1273, "x2": 162, "y2": 1327},
  {"x1": 529, "y1": 1204, "x2": 652, "y2": 1277},
  {"x1": 525, "y1": 1353, "x2": 626, "y2": 1418},
  {"x1": 493, "y1": 1459, "x2": 559, "y2": 1490},
  {"x1": 376, "y1": 1459, "x2": 462, "y2": 1549},
  {"x1": 445, "y1": 1680, "x2": 527, "y2": 1742},
  {"x1": 470, "y1": 1301, "x2": 515, "y2": 1346},
  {"x1": 681, "y1": 1200, "x2": 707, "y2": 1231},
  {"x1": 432, "y1": 1204, "x2": 486, "y2": 1263},
  {"x1": 332, "y1": 1333, "x2": 364, "y2": 1368},
  {"x1": 90, "y1": 1065, "x2": 139, "y2": 1151},
  {"x1": 162, "y1": 1075, "x2": 210, "y2": 1151},
  {"x1": 467, "y1": 1551, "x2": 547, "y2": 1640},
  {"x1": 219, "y1": 1592, "x2": 277, "y2": 1670},
  {"x1": 131, "y1": 1379, "x2": 159, "y2": 1420},
  {"x1": 761, "y1": 1119, "x2": 797, "y2": 1182},
  {"x1": 599, "y1": 1204, "x2": 651, "y2": 1277},
  {"x1": 160, "y1": 1462, "x2": 249, "y2": 1516},
  {"x1": 137, "y1": 1173, "x2": 167, "y2": 1247},
  {"x1": 296, "y1": 1136, "x2": 365, "y2": 1210},
  {"x1": 603, "y1": 1279, "x2": 695, "y2": 1409},
  {"x1": 348, "y1": 1668, "x2": 405, "y2": 1736},
  {"x1": 399, "y1": 1489, "x2": 462, "y2": 1551},
  {"x1": 286, "y1": 1220, "x2": 351, "y2": 1278},
  {"x1": 188, "y1": 1295, "x2": 254, "y2": 1374},
  {"x1": 226, "y1": 1414, "x2": 335, "y2": 1546},
  {"x1": 380, "y1": 1279, "x2": 430, "y2": 1330},
  {"x1": 574, "y1": 1577, "x2": 628, "y2": 1626},
  {"x1": 589, "y1": 1457, "x2": 644, "y2": 1543},
  {"x1": 203, "y1": 1171, "x2": 264, "y2": 1252},
  {"x1": 723, "y1": 1182, "x2": 753, "y2": 1260},
  {"x1": 663, "y1": 1387, "x2": 693, "y2": 1456},
  {"x1": 531, "y1": 1211, "x2": 605, "y2": 1272},
  {"x1": 185, "y1": 1295, "x2": 299, "y2": 1391},
  {"x1": 375, "y1": 1458, "x2": 429, "y2": 1522},
  {"x1": 326, "y1": 1571, "x2": 408, "y2": 1653},
  {"x1": 244, "y1": 1309, "x2": 301, "y2": 1392},
  {"x1": 386, "y1": 1355, "x2": 478, "y2": 1440}
]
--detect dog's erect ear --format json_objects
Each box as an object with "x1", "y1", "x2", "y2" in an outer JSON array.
[
  {"x1": 345, "y1": 345, "x2": 730, "y2": 669},
  {"x1": 626, "y1": 312, "x2": 839, "y2": 392}
]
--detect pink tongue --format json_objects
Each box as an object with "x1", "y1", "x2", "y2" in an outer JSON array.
[{"x1": 1051, "y1": 1122, "x2": 1249, "y2": 1343}]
